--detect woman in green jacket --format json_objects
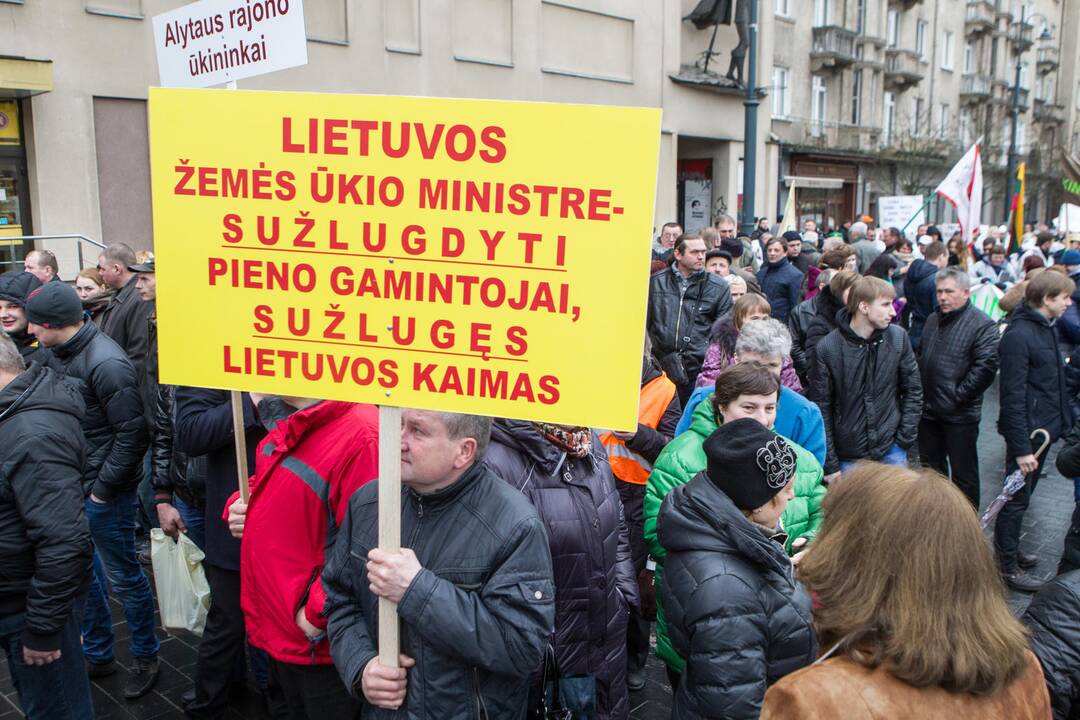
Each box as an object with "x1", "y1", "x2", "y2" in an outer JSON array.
[{"x1": 644, "y1": 360, "x2": 826, "y2": 684}]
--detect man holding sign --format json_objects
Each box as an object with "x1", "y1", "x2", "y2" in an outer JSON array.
[{"x1": 323, "y1": 410, "x2": 554, "y2": 716}]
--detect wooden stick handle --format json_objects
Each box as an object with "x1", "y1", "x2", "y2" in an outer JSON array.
[
  {"x1": 231, "y1": 391, "x2": 250, "y2": 503},
  {"x1": 377, "y1": 405, "x2": 402, "y2": 667}
]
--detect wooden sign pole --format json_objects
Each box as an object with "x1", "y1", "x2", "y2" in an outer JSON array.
[
  {"x1": 377, "y1": 405, "x2": 402, "y2": 667},
  {"x1": 230, "y1": 390, "x2": 250, "y2": 502}
]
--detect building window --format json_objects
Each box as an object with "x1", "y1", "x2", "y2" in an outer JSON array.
[
  {"x1": 914, "y1": 97, "x2": 924, "y2": 136},
  {"x1": 812, "y1": 75, "x2": 828, "y2": 136},
  {"x1": 887, "y1": 10, "x2": 900, "y2": 48},
  {"x1": 963, "y1": 43, "x2": 974, "y2": 73},
  {"x1": 939, "y1": 103, "x2": 949, "y2": 136},
  {"x1": 959, "y1": 107, "x2": 972, "y2": 147},
  {"x1": 941, "y1": 31, "x2": 954, "y2": 70},
  {"x1": 814, "y1": 0, "x2": 829, "y2": 26},
  {"x1": 884, "y1": 91, "x2": 896, "y2": 145},
  {"x1": 775, "y1": 0, "x2": 791, "y2": 16},
  {"x1": 916, "y1": 20, "x2": 927, "y2": 60},
  {"x1": 773, "y1": 66, "x2": 791, "y2": 118},
  {"x1": 1017, "y1": 117, "x2": 1026, "y2": 155},
  {"x1": 855, "y1": 0, "x2": 866, "y2": 34},
  {"x1": 852, "y1": 69, "x2": 863, "y2": 125},
  {"x1": 1019, "y1": 62, "x2": 1029, "y2": 90}
]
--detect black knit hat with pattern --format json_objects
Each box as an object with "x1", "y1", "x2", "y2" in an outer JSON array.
[{"x1": 703, "y1": 418, "x2": 797, "y2": 510}]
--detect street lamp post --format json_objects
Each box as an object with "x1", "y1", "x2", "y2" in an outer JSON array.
[
  {"x1": 1003, "y1": 7, "x2": 1051, "y2": 221},
  {"x1": 739, "y1": 0, "x2": 760, "y2": 238}
]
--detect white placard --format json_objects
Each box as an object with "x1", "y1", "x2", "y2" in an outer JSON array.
[
  {"x1": 877, "y1": 195, "x2": 925, "y2": 241},
  {"x1": 683, "y1": 179, "x2": 712, "y2": 234},
  {"x1": 153, "y1": 0, "x2": 308, "y2": 88}
]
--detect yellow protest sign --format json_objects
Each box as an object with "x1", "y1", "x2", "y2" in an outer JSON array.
[{"x1": 149, "y1": 88, "x2": 660, "y2": 429}]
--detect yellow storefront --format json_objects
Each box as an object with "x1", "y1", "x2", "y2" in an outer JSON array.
[{"x1": 0, "y1": 55, "x2": 52, "y2": 269}]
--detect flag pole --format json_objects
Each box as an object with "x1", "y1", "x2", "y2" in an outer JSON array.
[{"x1": 898, "y1": 195, "x2": 936, "y2": 238}]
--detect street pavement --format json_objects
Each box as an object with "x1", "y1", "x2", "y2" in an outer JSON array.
[{"x1": 0, "y1": 380, "x2": 1072, "y2": 719}]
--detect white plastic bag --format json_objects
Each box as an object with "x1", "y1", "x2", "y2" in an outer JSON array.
[{"x1": 150, "y1": 528, "x2": 211, "y2": 636}]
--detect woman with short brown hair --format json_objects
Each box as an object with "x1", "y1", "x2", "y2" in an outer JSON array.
[{"x1": 761, "y1": 464, "x2": 1051, "y2": 719}]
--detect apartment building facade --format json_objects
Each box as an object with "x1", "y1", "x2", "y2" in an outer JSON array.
[{"x1": 0, "y1": 0, "x2": 1076, "y2": 275}]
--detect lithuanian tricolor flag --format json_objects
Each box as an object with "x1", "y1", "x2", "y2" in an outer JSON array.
[{"x1": 1009, "y1": 163, "x2": 1026, "y2": 255}]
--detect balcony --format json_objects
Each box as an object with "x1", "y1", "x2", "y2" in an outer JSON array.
[
  {"x1": 1037, "y1": 45, "x2": 1059, "y2": 72},
  {"x1": 965, "y1": 1, "x2": 995, "y2": 36},
  {"x1": 1033, "y1": 99, "x2": 1066, "y2": 124},
  {"x1": 778, "y1": 117, "x2": 882, "y2": 154},
  {"x1": 960, "y1": 73, "x2": 993, "y2": 102},
  {"x1": 884, "y1": 49, "x2": 925, "y2": 90},
  {"x1": 811, "y1": 26, "x2": 858, "y2": 72}
]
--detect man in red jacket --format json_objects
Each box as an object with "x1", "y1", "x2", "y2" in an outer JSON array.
[{"x1": 225, "y1": 396, "x2": 378, "y2": 719}]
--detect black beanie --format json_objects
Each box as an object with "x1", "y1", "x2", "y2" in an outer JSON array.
[
  {"x1": 25, "y1": 282, "x2": 84, "y2": 328},
  {"x1": 703, "y1": 418, "x2": 797, "y2": 510},
  {"x1": 0, "y1": 271, "x2": 43, "y2": 307},
  {"x1": 720, "y1": 236, "x2": 744, "y2": 258}
]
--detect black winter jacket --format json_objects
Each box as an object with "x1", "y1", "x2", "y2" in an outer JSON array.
[
  {"x1": 0, "y1": 364, "x2": 93, "y2": 651},
  {"x1": 903, "y1": 259, "x2": 939, "y2": 350},
  {"x1": 1023, "y1": 569, "x2": 1080, "y2": 720},
  {"x1": 151, "y1": 384, "x2": 206, "y2": 510},
  {"x1": 998, "y1": 304, "x2": 1071, "y2": 459},
  {"x1": 787, "y1": 296, "x2": 818, "y2": 380},
  {"x1": 810, "y1": 313, "x2": 923, "y2": 474},
  {"x1": 39, "y1": 321, "x2": 148, "y2": 499},
  {"x1": 174, "y1": 388, "x2": 266, "y2": 570},
  {"x1": 484, "y1": 421, "x2": 638, "y2": 720},
  {"x1": 757, "y1": 257, "x2": 804, "y2": 323},
  {"x1": 659, "y1": 473, "x2": 816, "y2": 720},
  {"x1": 647, "y1": 268, "x2": 732, "y2": 382},
  {"x1": 802, "y1": 286, "x2": 845, "y2": 378},
  {"x1": 917, "y1": 302, "x2": 1000, "y2": 424},
  {"x1": 323, "y1": 461, "x2": 555, "y2": 720},
  {"x1": 99, "y1": 277, "x2": 155, "y2": 382}
]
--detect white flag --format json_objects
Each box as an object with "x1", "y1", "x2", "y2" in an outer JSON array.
[
  {"x1": 779, "y1": 184, "x2": 797, "y2": 236},
  {"x1": 935, "y1": 141, "x2": 983, "y2": 249}
]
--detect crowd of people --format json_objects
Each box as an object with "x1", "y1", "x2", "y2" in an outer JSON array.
[{"x1": 1, "y1": 216, "x2": 1080, "y2": 720}]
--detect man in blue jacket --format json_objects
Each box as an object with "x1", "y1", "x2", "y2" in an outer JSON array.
[{"x1": 904, "y1": 241, "x2": 948, "y2": 351}]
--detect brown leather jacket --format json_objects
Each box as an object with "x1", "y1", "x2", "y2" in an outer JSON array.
[{"x1": 761, "y1": 651, "x2": 1050, "y2": 720}]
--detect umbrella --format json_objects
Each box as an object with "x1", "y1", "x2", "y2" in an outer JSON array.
[{"x1": 980, "y1": 429, "x2": 1051, "y2": 530}]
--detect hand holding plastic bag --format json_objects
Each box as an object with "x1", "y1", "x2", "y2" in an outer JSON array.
[{"x1": 150, "y1": 528, "x2": 211, "y2": 636}]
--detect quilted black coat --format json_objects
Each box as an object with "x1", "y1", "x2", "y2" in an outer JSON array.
[
  {"x1": 1023, "y1": 569, "x2": 1080, "y2": 720},
  {"x1": 659, "y1": 472, "x2": 816, "y2": 720},
  {"x1": 484, "y1": 420, "x2": 638, "y2": 720},
  {"x1": 917, "y1": 301, "x2": 999, "y2": 424}
]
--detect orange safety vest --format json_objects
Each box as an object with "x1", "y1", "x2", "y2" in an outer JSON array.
[{"x1": 599, "y1": 373, "x2": 677, "y2": 485}]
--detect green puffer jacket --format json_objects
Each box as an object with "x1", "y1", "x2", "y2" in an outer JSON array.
[{"x1": 643, "y1": 395, "x2": 826, "y2": 673}]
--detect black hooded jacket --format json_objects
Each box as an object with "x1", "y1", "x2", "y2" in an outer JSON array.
[
  {"x1": 659, "y1": 473, "x2": 817, "y2": 720},
  {"x1": 810, "y1": 311, "x2": 923, "y2": 474},
  {"x1": 483, "y1": 420, "x2": 638, "y2": 720},
  {"x1": 802, "y1": 286, "x2": 845, "y2": 379},
  {"x1": 0, "y1": 364, "x2": 93, "y2": 651},
  {"x1": 998, "y1": 303, "x2": 1071, "y2": 459},
  {"x1": 904, "y1": 258, "x2": 939, "y2": 350},
  {"x1": 39, "y1": 321, "x2": 148, "y2": 499}
]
